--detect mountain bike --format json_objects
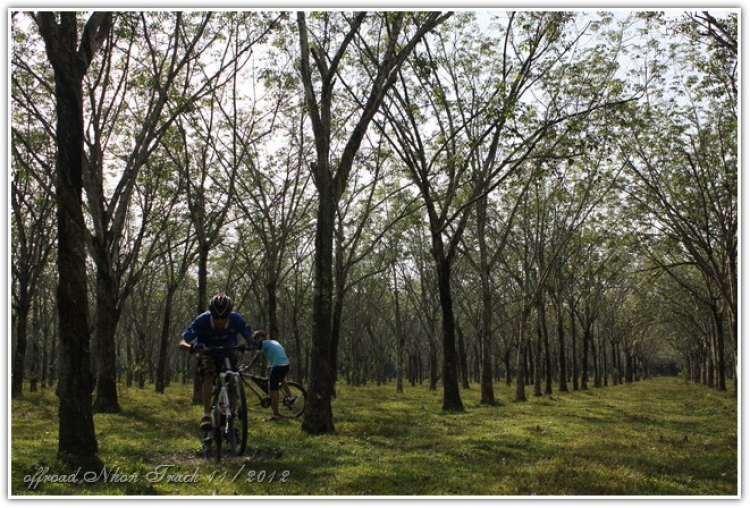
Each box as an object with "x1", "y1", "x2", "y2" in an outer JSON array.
[
  {"x1": 195, "y1": 345, "x2": 248, "y2": 461},
  {"x1": 240, "y1": 365, "x2": 307, "y2": 418}
]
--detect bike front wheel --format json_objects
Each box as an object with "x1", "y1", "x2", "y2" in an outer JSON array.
[
  {"x1": 227, "y1": 379, "x2": 248, "y2": 456},
  {"x1": 280, "y1": 381, "x2": 307, "y2": 418},
  {"x1": 212, "y1": 404, "x2": 223, "y2": 462}
]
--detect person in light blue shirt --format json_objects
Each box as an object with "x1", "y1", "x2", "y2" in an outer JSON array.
[{"x1": 248, "y1": 330, "x2": 296, "y2": 421}]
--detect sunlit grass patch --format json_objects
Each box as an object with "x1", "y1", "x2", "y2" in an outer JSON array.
[{"x1": 10, "y1": 377, "x2": 737, "y2": 496}]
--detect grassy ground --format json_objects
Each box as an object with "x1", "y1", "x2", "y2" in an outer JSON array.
[{"x1": 10, "y1": 377, "x2": 737, "y2": 497}]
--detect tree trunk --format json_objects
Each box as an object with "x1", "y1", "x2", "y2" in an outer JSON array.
[
  {"x1": 570, "y1": 301, "x2": 579, "y2": 391},
  {"x1": 477, "y1": 195, "x2": 496, "y2": 404},
  {"x1": 590, "y1": 326, "x2": 600, "y2": 389},
  {"x1": 456, "y1": 321, "x2": 470, "y2": 390},
  {"x1": 611, "y1": 341, "x2": 619, "y2": 385},
  {"x1": 504, "y1": 349, "x2": 512, "y2": 387},
  {"x1": 301, "y1": 190, "x2": 336, "y2": 434},
  {"x1": 393, "y1": 270, "x2": 405, "y2": 394},
  {"x1": 266, "y1": 249, "x2": 281, "y2": 342},
  {"x1": 30, "y1": 337, "x2": 40, "y2": 393},
  {"x1": 291, "y1": 295, "x2": 305, "y2": 382},
  {"x1": 156, "y1": 284, "x2": 176, "y2": 393},
  {"x1": 41, "y1": 293, "x2": 51, "y2": 388},
  {"x1": 93, "y1": 272, "x2": 121, "y2": 413},
  {"x1": 36, "y1": 11, "x2": 111, "y2": 469},
  {"x1": 556, "y1": 300, "x2": 568, "y2": 392},
  {"x1": 29, "y1": 302, "x2": 41, "y2": 392},
  {"x1": 329, "y1": 268, "x2": 346, "y2": 389},
  {"x1": 625, "y1": 352, "x2": 634, "y2": 383},
  {"x1": 192, "y1": 242, "x2": 210, "y2": 405},
  {"x1": 710, "y1": 303, "x2": 727, "y2": 391},
  {"x1": 538, "y1": 295, "x2": 552, "y2": 395},
  {"x1": 580, "y1": 320, "x2": 590, "y2": 391},
  {"x1": 11, "y1": 297, "x2": 30, "y2": 399},
  {"x1": 515, "y1": 305, "x2": 532, "y2": 401},
  {"x1": 435, "y1": 257, "x2": 464, "y2": 412},
  {"x1": 429, "y1": 338, "x2": 438, "y2": 391},
  {"x1": 533, "y1": 316, "x2": 543, "y2": 397}
]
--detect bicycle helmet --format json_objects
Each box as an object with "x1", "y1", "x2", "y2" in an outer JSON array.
[{"x1": 208, "y1": 293, "x2": 233, "y2": 319}]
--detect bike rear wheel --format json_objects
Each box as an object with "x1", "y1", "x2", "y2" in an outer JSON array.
[{"x1": 280, "y1": 381, "x2": 307, "y2": 418}]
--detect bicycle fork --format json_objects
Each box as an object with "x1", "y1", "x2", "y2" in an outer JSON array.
[{"x1": 215, "y1": 373, "x2": 234, "y2": 433}]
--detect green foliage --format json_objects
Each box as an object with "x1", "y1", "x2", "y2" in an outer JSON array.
[{"x1": 11, "y1": 378, "x2": 736, "y2": 496}]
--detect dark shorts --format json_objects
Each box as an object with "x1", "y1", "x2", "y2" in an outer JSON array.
[
  {"x1": 197, "y1": 354, "x2": 236, "y2": 380},
  {"x1": 269, "y1": 364, "x2": 290, "y2": 390}
]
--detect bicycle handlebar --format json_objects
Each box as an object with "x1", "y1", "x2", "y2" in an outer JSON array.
[{"x1": 189, "y1": 344, "x2": 249, "y2": 355}]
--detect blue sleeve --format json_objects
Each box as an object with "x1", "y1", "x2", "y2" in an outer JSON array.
[
  {"x1": 182, "y1": 320, "x2": 198, "y2": 342},
  {"x1": 232, "y1": 313, "x2": 254, "y2": 341},
  {"x1": 182, "y1": 312, "x2": 210, "y2": 342}
]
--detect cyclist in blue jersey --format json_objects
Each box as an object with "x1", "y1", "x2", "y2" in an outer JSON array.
[
  {"x1": 248, "y1": 330, "x2": 297, "y2": 421},
  {"x1": 178, "y1": 293, "x2": 254, "y2": 431}
]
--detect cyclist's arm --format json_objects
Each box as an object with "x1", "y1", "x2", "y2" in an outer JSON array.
[
  {"x1": 248, "y1": 350, "x2": 262, "y2": 367},
  {"x1": 178, "y1": 339, "x2": 192, "y2": 352}
]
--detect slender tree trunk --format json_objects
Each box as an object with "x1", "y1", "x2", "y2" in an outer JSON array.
[
  {"x1": 429, "y1": 337, "x2": 438, "y2": 391},
  {"x1": 393, "y1": 270, "x2": 405, "y2": 394},
  {"x1": 570, "y1": 302, "x2": 579, "y2": 391},
  {"x1": 456, "y1": 321, "x2": 470, "y2": 390},
  {"x1": 192, "y1": 242, "x2": 210, "y2": 405},
  {"x1": 156, "y1": 284, "x2": 177, "y2": 393},
  {"x1": 266, "y1": 256, "x2": 281, "y2": 342},
  {"x1": 611, "y1": 341, "x2": 619, "y2": 386},
  {"x1": 625, "y1": 352, "x2": 633, "y2": 383},
  {"x1": 29, "y1": 302, "x2": 42, "y2": 392},
  {"x1": 504, "y1": 349, "x2": 512, "y2": 387},
  {"x1": 41, "y1": 293, "x2": 51, "y2": 388},
  {"x1": 538, "y1": 295, "x2": 553, "y2": 395},
  {"x1": 11, "y1": 297, "x2": 30, "y2": 398},
  {"x1": 30, "y1": 336, "x2": 40, "y2": 393},
  {"x1": 556, "y1": 300, "x2": 568, "y2": 392},
  {"x1": 533, "y1": 315, "x2": 543, "y2": 397},
  {"x1": 291, "y1": 295, "x2": 304, "y2": 382},
  {"x1": 590, "y1": 326, "x2": 600, "y2": 389},
  {"x1": 477, "y1": 195, "x2": 495, "y2": 404},
  {"x1": 515, "y1": 305, "x2": 532, "y2": 401},
  {"x1": 329, "y1": 269, "x2": 346, "y2": 389},
  {"x1": 601, "y1": 332, "x2": 608, "y2": 387},
  {"x1": 581, "y1": 319, "x2": 590, "y2": 391},
  {"x1": 711, "y1": 303, "x2": 727, "y2": 391}
]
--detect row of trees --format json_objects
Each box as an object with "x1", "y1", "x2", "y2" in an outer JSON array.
[{"x1": 11, "y1": 11, "x2": 737, "y2": 468}]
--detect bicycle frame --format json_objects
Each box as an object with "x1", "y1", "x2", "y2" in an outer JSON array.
[
  {"x1": 215, "y1": 357, "x2": 241, "y2": 431},
  {"x1": 242, "y1": 372, "x2": 272, "y2": 408}
]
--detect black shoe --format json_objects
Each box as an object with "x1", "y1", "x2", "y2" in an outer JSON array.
[
  {"x1": 285, "y1": 396, "x2": 298, "y2": 407},
  {"x1": 200, "y1": 415, "x2": 212, "y2": 431}
]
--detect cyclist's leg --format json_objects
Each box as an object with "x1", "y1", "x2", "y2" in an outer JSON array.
[
  {"x1": 202, "y1": 375, "x2": 214, "y2": 414},
  {"x1": 268, "y1": 366, "x2": 282, "y2": 417},
  {"x1": 197, "y1": 355, "x2": 218, "y2": 430},
  {"x1": 269, "y1": 365, "x2": 290, "y2": 417},
  {"x1": 281, "y1": 378, "x2": 293, "y2": 399}
]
